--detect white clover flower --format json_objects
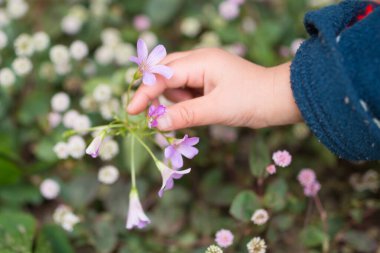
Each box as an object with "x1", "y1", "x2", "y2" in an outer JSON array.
[
  {"x1": 12, "y1": 57, "x2": 32, "y2": 76},
  {"x1": 251, "y1": 209, "x2": 269, "y2": 225},
  {"x1": 101, "y1": 28, "x2": 121, "y2": 47},
  {"x1": 180, "y1": 17, "x2": 201, "y2": 37},
  {"x1": 93, "y1": 84, "x2": 112, "y2": 103},
  {"x1": 80, "y1": 96, "x2": 97, "y2": 111},
  {"x1": 40, "y1": 179, "x2": 60, "y2": 200},
  {"x1": 54, "y1": 62, "x2": 72, "y2": 75},
  {"x1": 98, "y1": 165, "x2": 119, "y2": 185},
  {"x1": 0, "y1": 9, "x2": 10, "y2": 28},
  {"x1": 63, "y1": 110, "x2": 80, "y2": 128},
  {"x1": 72, "y1": 114, "x2": 91, "y2": 133},
  {"x1": 7, "y1": 0, "x2": 29, "y2": 19},
  {"x1": 0, "y1": 68, "x2": 16, "y2": 87},
  {"x1": 51, "y1": 92, "x2": 70, "y2": 113},
  {"x1": 53, "y1": 205, "x2": 80, "y2": 232},
  {"x1": 247, "y1": 237, "x2": 267, "y2": 253},
  {"x1": 125, "y1": 67, "x2": 138, "y2": 84},
  {"x1": 94, "y1": 45, "x2": 114, "y2": 65},
  {"x1": 53, "y1": 141, "x2": 69, "y2": 159},
  {"x1": 70, "y1": 40, "x2": 88, "y2": 61},
  {"x1": 48, "y1": 112, "x2": 62, "y2": 128},
  {"x1": 205, "y1": 245, "x2": 223, "y2": 253},
  {"x1": 99, "y1": 139, "x2": 119, "y2": 161},
  {"x1": 0, "y1": 30, "x2": 8, "y2": 49},
  {"x1": 14, "y1": 34, "x2": 34, "y2": 57},
  {"x1": 50, "y1": 45, "x2": 70, "y2": 65},
  {"x1": 100, "y1": 99, "x2": 119, "y2": 120},
  {"x1": 139, "y1": 31, "x2": 158, "y2": 50},
  {"x1": 67, "y1": 135, "x2": 86, "y2": 159},
  {"x1": 61, "y1": 15, "x2": 83, "y2": 35},
  {"x1": 114, "y1": 43, "x2": 135, "y2": 65},
  {"x1": 32, "y1": 31, "x2": 50, "y2": 52}
]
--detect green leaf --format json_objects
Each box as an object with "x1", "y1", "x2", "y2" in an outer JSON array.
[
  {"x1": 35, "y1": 224, "x2": 75, "y2": 253},
  {"x1": 343, "y1": 230, "x2": 377, "y2": 252},
  {"x1": 230, "y1": 190, "x2": 261, "y2": 222},
  {"x1": 61, "y1": 172, "x2": 99, "y2": 209},
  {"x1": 146, "y1": 0, "x2": 184, "y2": 26},
  {"x1": 249, "y1": 136, "x2": 271, "y2": 178},
  {"x1": 0, "y1": 211, "x2": 36, "y2": 253},
  {"x1": 300, "y1": 226, "x2": 326, "y2": 247},
  {"x1": 34, "y1": 137, "x2": 59, "y2": 163},
  {"x1": 0, "y1": 158, "x2": 22, "y2": 186},
  {"x1": 264, "y1": 178, "x2": 288, "y2": 212},
  {"x1": 17, "y1": 90, "x2": 50, "y2": 125},
  {"x1": 0, "y1": 184, "x2": 42, "y2": 207},
  {"x1": 92, "y1": 216, "x2": 118, "y2": 253}
]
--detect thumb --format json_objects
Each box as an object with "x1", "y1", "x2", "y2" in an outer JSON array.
[{"x1": 156, "y1": 95, "x2": 221, "y2": 131}]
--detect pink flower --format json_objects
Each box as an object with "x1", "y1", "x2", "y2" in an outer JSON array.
[
  {"x1": 156, "y1": 161, "x2": 191, "y2": 197},
  {"x1": 266, "y1": 164, "x2": 276, "y2": 175},
  {"x1": 215, "y1": 229, "x2": 234, "y2": 248},
  {"x1": 126, "y1": 189, "x2": 151, "y2": 229},
  {"x1": 303, "y1": 181, "x2": 321, "y2": 197},
  {"x1": 148, "y1": 104, "x2": 166, "y2": 128},
  {"x1": 297, "y1": 169, "x2": 317, "y2": 187},
  {"x1": 272, "y1": 150, "x2": 292, "y2": 167},
  {"x1": 130, "y1": 39, "x2": 173, "y2": 86},
  {"x1": 133, "y1": 15, "x2": 151, "y2": 31},
  {"x1": 219, "y1": 1, "x2": 240, "y2": 20},
  {"x1": 164, "y1": 135, "x2": 199, "y2": 169}
]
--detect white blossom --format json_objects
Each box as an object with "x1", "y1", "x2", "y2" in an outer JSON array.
[
  {"x1": 180, "y1": 17, "x2": 201, "y2": 37},
  {"x1": 251, "y1": 209, "x2": 269, "y2": 225},
  {"x1": 70, "y1": 40, "x2": 88, "y2": 61},
  {"x1": 72, "y1": 114, "x2": 91, "y2": 133},
  {"x1": 40, "y1": 179, "x2": 60, "y2": 200},
  {"x1": 0, "y1": 9, "x2": 10, "y2": 28},
  {"x1": 0, "y1": 68, "x2": 15, "y2": 87},
  {"x1": 54, "y1": 62, "x2": 72, "y2": 75},
  {"x1": 139, "y1": 31, "x2": 158, "y2": 50},
  {"x1": 113, "y1": 43, "x2": 135, "y2": 65},
  {"x1": 53, "y1": 205, "x2": 80, "y2": 232},
  {"x1": 33, "y1": 31, "x2": 50, "y2": 52},
  {"x1": 14, "y1": 34, "x2": 34, "y2": 57},
  {"x1": 50, "y1": 45, "x2": 70, "y2": 65},
  {"x1": 7, "y1": 0, "x2": 29, "y2": 19},
  {"x1": 48, "y1": 112, "x2": 62, "y2": 128},
  {"x1": 53, "y1": 142, "x2": 70, "y2": 159},
  {"x1": 67, "y1": 135, "x2": 86, "y2": 159},
  {"x1": 51, "y1": 92, "x2": 70, "y2": 113},
  {"x1": 98, "y1": 165, "x2": 119, "y2": 185},
  {"x1": 247, "y1": 237, "x2": 267, "y2": 253},
  {"x1": 0, "y1": 30, "x2": 8, "y2": 49},
  {"x1": 99, "y1": 139, "x2": 119, "y2": 161},
  {"x1": 12, "y1": 57, "x2": 32, "y2": 76},
  {"x1": 94, "y1": 45, "x2": 114, "y2": 65},
  {"x1": 61, "y1": 15, "x2": 83, "y2": 35},
  {"x1": 99, "y1": 99, "x2": 119, "y2": 120},
  {"x1": 101, "y1": 28, "x2": 121, "y2": 47},
  {"x1": 93, "y1": 84, "x2": 112, "y2": 103},
  {"x1": 63, "y1": 110, "x2": 80, "y2": 128}
]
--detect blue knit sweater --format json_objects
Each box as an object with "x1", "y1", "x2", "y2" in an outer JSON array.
[{"x1": 291, "y1": 0, "x2": 380, "y2": 160}]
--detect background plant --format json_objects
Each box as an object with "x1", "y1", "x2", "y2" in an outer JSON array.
[{"x1": 0, "y1": 0, "x2": 379, "y2": 253}]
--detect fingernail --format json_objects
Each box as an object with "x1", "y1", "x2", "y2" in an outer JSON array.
[{"x1": 157, "y1": 115, "x2": 172, "y2": 130}]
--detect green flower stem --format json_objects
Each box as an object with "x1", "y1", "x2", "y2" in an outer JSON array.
[
  {"x1": 130, "y1": 131, "x2": 159, "y2": 163},
  {"x1": 130, "y1": 135, "x2": 136, "y2": 188},
  {"x1": 126, "y1": 74, "x2": 139, "y2": 107}
]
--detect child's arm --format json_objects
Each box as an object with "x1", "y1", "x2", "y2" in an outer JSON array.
[{"x1": 127, "y1": 48, "x2": 302, "y2": 130}]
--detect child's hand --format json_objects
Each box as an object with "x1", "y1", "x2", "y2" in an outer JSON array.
[{"x1": 127, "y1": 48, "x2": 302, "y2": 131}]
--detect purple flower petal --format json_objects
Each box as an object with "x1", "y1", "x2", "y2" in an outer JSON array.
[
  {"x1": 150, "y1": 65, "x2": 173, "y2": 79},
  {"x1": 129, "y1": 56, "x2": 140, "y2": 65},
  {"x1": 155, "y1": 104, "x2": 166, "y2": 116},
  {"x1": 137, "y1": 39, "x2": 148, "y2": 61},
  {"x1": 143, "y1": 71, "x2": 156, "y2": 85},
  {"x1": 147, "y1": 45, "x2": 167, "y2": 66},
  {"x1": 148, "y1": 105, "x2": 156, "y2": 116},
  {"x1": 183, "y1": 136, "x2": 200, "y2": 146},
  {"x1": 177, "y1": 145, "x2": 199, "y2": 159}
]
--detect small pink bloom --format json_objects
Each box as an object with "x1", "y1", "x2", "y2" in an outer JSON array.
[
  {"x1": 266, "y1": 164, "x2": 276, "y2": 175},
  {"x1": 272, "y1": 150, "x2": 292, "y2": 167},
  {"x1": 297, "y1": 168, "x2": 317, "y2": 187},
  {"x1": 164, "y1": 134, "x2": 199, "y2": 169},
  {"x1": 133, "y1": 15, "x2": 151, "y2": 31},
  {"x1": 304, "y1": 181, "x2": 321, "y2": 197},
  {"x1": 219, "y1": 1, "x2": 240, "y2": 20},
  {"x1": 215, "y1": 229, "x2": 234, "y2": 248}
]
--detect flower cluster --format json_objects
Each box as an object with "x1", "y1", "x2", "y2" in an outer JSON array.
[
  {"x1": 53, "y1": 205, "x2": 80, "y2": 232},
  {"x1": 297, "y1": 168, "x2": 321, "y2": 197},
  {"x1": 247, "y1": 237, "x2": 267, "y2": 253},
  {"x1": 266, "y1": 150, "x2": 292, "y2": 175}
]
